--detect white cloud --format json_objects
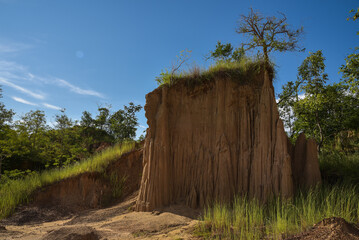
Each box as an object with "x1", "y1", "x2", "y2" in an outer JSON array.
[
  {"x1": 139, "y1": 125, "x2": 147, "y2": 129},
  {"x1": 0, "y1": 60, "x2": 27, "y2": 72},
  {"x1": 0, "y1": 58, "x2": 104, "y2": 101},
  {"x1": 54, "y1": 78, "x2": 104, "y2": 98},
  {"x1": 12, "y1": 96, "x2": 37, "y2": 106},
  {"x1": 0, "y1": 78, "x2": 45, "y2": 99},
  {"x1": 0, "y1": 42, "x2": 31, "y2": 53},
  {"x1": 42, "y1": 103, "x2": 62, "y2": 110}
]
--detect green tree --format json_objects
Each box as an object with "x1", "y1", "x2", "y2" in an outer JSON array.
[
  {"x1": 277, "y1": 80, "x2": 300, "y2": 138},
  {"x1": 340, "y1": 52, "x2": 359, "y2": 94},
  {"x1": 207, "y1": 41, "x2": 245, "y2": 62},
  {"x1": 17, "y1": 110, "x2": 47, "y2": 152},
  {"x1": 51, "y1": 109, "x2": 81, "y2": 166},
  {"x1": 294, "y1": 50, "x2": 328, "y2": 151},
  {"x1": 340, "y1": 9, "x2": 359, "y2": 94},
  {"x1": 1, "y1": 110, "x2": 49, "y2": 172},
  {"x1": 108, "y1": 102, "x2": 142, "y2": 140},
  {"x1": 0, "y1": 86, "x2": 14, "y2": 178},
  {"x1": 95, "y1": 106, "x2": 111, "y2": 131},
  {"x1": 80, "y1": 110, "x2": 94, "y2": 128},
  {"x1": 279, "y1": 50, "x2": 359, "y2": 153},
  {"x1": 236, "y1": 8, "x2": 304, "y2": 71},
  {"x1": 0, "y1": 86, "x2": 14, "y2": 129}
]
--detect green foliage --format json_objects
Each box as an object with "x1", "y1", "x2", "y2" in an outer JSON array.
[
  {"x1": 340, "y1": 8, "x2": 359, "y2": 94},
  {"x1": 80, "y1": 103, "x2": 142, "y2": 142},
  {"x1": 297, "y1": 50, "x2": 327, "y2": 94},
  {"x1": 0, "y1": 100, "x2": 141, "y2": 176},
  {"x1": 2, "y1": 169, "x2": 36, "y2": 181},
  {"x1": 320, "y1": 151, "x2": 359, "y2": 184},
  {"x1": 340, "y1": 51, "x2": 359, "y2": 94},
  {"x1": 207, "y1": 41, "x2": 245, "y2": 63},
  {"x1": 277, "y1": 81, "x2": 300, "y2": 138},
  {"x1": 109, "y1": 102, "x2": 142, "y2": 140},
  {"x1": 209, "y1": 41, "x2": 233, "y2": 61},
  {"x1": 155, "y1": 68, "x2": 172, "y2": 86},
  {"x1": 0, "y1": 142, "x2": 136, "y2": 219},
  {"x1": 348, "y1": 8, "x2": 359, "y2": 25},
  {"x1": 278, "y1": 51, "x2": 359, "y2": 152},
  {"x1": 0, "y1": 86, "x2": 14, "y2": 129}
]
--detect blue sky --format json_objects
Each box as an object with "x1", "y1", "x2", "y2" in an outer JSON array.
[{"x1": 0, "y1": 0, "x2": 358, "y2": 136}]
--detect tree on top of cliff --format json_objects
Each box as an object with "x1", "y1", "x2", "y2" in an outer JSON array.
[
  {"x1": 236, "y1": 8, "x2": 304, "y2": 72},
  {"x1": 207, "y1": 41, "x2": 245, "y2": 63}
]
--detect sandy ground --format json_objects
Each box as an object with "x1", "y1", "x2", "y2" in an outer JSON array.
[
  {"x1": 2, "y1": 191, "x2": 358, "y2": 239},
  {"x1": 0, "y1": 192, "x2": 201, "y2": 240}
]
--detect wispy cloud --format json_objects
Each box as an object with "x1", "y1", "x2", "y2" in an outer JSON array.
[
  {"x1": 42, "y1": 103, "x2": 62, "y2": 110},
  {"x1": 54, "y1": 78, "x2": 104, "y2": 98},
  {"x1": 0, "y1": 78, "x2": 45, "y2": 99},
  {"x1": 0, "y1": 60, "x2": 104, "y2": 100},
  {"x1": 12, "y1": 96, "x2": 37, "y2": 106},
  {"x1": 0, "y1": 42, "x2": 31, "y2": 53}
]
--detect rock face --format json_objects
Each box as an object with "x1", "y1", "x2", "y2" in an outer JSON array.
[
  {"x1": 136, "y1": 72, "x2": 321, "y2": 211},
  {"x1": 290, "y1": 133, "x2": 322, "y2": 190}
]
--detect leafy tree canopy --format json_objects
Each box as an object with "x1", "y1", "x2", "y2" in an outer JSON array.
[{"x1": 207, "y1": 41, "x2": 245, "y2": 63}]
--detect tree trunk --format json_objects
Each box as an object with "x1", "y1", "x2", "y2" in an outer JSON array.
[{"x1": 316, "y1": 121, "x2": 324, "y2": 153}]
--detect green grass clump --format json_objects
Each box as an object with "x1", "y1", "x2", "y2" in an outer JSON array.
[
  {"x1": 0, "y1": 141, "x2": 136, "y2": 220},
  {"x1": 198, "y1": 183, "x2": 359, "y2": 239},
  {"x1": 197, "y1": 151, "x2": 359, "y2": 239},
  {"x1": 157, "y1": 57, "x2": 271, "y2": 88}
]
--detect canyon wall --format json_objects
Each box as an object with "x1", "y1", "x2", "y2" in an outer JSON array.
[{"x1": 136, "y1": 72, "x2": 321, "y2": 211}]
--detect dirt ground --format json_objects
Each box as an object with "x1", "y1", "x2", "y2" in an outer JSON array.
[
  {"x1": 0, "y1": 192, "x2": 201, "y2": 240},
  {"x1": 2, "y1": 192, "x2": 359, "y2": 239}
]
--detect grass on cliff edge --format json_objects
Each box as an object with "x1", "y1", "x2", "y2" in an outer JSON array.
[
  {"x1": 0, "y1": 141, "x2": 136, "y2": 220},
  {"x1": 197, "y1": 153, "x2": 359, "y2": 239},
  {"x1": 156, "y1": 57, "x2": 274, "y2": 87}
]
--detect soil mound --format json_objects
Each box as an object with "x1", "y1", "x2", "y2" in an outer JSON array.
[
  {"x1": 41, "y1": 226, "x2": 101, "y2": 240},
  {"x1": 287, "y1": 217, "x2": 359, "y2": 240},
  {"x1": 136, "y1": 72, "x2": 321, "y2": 211}
]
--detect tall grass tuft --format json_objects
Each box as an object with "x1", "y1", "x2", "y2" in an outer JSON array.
[
  {"x1": 198, "y1": 183, "x2": 359, "y2": 239},
  {"x1": 0, "y1": 141, "x2": 136, "y2": 220}
]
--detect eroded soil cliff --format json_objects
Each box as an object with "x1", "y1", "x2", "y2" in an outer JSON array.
[{"x1": 136, "y1": 72, "x2": 321, "y2": 211}]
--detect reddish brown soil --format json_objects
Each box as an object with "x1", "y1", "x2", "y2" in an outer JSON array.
[
  {"x1": 286, "y1": 217, "x2": 359, "y2": 240},
  {"x1": 106, "y1": 148, "x2": 143, "y2": 200}
]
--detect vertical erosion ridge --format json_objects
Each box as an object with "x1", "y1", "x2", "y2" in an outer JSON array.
[{"x1": 136, "y1": 73, "x2": 321, "y2": 211}]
